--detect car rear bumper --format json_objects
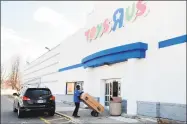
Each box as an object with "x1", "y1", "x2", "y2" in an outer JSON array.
[{"x1": 20, "y1": 106, "x2": 55, "y2": 112}]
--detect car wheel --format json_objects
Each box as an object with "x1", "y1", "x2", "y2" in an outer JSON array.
[
  {"x1": 48, "y1": 110, "x2": 55, "y2": 116},
  {"x1": 17, "y1": 107, "x2": 24, "y2": 118}
]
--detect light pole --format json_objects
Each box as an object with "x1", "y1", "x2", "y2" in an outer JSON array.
[{"x1": 45, "y1": 47, "x2": 51, "y2": 51}]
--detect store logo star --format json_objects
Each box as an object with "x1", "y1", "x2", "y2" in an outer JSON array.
[{"x1": 116, "y1": 11, "x2": 121, "y2": 20}]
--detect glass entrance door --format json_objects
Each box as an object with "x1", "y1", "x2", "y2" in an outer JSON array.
[
  {"x1": 104, "y1": 79, "x2": 121, "y2": 108},
  {"x1": 105, "y1": 82, "x2": 112, "y2": 107}
]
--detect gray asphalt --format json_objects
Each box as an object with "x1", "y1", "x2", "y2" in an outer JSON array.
[
  {"x1": 1, "y1": 95, "x2": 71, "y2": 124},
  {"x1": 1, "y1": 95, "x2": 46, "y2": 124}
]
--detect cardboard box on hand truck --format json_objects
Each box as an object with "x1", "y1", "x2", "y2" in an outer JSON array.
[{"x1": 80, "y1": 93, "x2": 104, "y2": 117}]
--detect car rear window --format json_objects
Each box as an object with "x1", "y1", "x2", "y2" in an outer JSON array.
[{"x1": 25, "y1": 88, "x2": 51, "y2": 98}]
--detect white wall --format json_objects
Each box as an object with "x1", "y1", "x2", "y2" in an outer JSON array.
[
  {"x1": 23, "y1": 1, "x2": 186, "y2": 115},
  {"x1": 59, "y1": 29, "x2": 88, "y2": 67},
  {"x1": 23, "y1": 45, "x2": 61, "y2": 94},
  {"x1": 58, "y1": 1, "x2": 186, "y2": 115},
  {"x1": 57, "y1": 29, "x2": 88, "y2": 95},
  {"x1": 86, "y1": 1, "x2": 186, "y2": 114}
]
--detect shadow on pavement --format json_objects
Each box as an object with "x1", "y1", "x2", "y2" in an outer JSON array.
[{"x1": 13, "y1": 111, "x2": 51, "y2": 118}]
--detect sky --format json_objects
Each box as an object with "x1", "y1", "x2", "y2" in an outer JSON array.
[{"x1": 1, "y1": 1, "x2": 95, "y2": 70}]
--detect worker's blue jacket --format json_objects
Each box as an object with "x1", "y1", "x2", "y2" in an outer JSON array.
[{"x1": 73, "y1": 89, "x2": 82, "y2": 103}]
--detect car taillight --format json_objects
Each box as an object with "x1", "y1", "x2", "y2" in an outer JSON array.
[
  {"x1": 22, "y1": 96, "x2": 30, "y2": 101},
  {"x1": 50, "y1": 95, "x2": 55, "y2": 101}
]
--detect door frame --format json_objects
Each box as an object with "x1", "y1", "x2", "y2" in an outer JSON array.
[{"x1": 103, "y1": 78, "x2": 121, "y2": 109}]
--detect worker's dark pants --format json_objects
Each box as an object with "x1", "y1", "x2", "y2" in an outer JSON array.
[{"x1": 73, "y1": 102, "x2": 80, "y2": 116}]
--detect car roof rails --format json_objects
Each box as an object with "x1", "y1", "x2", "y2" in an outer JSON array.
[{"x1": 22, "y1": 82, "x2": 49, "y2": 89}]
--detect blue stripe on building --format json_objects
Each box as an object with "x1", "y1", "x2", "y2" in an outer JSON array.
[
  {"x1": 58, "y1": 42, "x2": 148, "y2": 72},
  {"x1": 58, "y1": 34, "x2": 187, "y2": 72},
  {"x1": 58, "y1": 64, "x2": 82, "y2": 72},
  {"x1": 159, "y1": 34, "x2": 186, "y2": 48},
  {"x1": 82, "y1": 42, "x2": 148, "y2": 68}
]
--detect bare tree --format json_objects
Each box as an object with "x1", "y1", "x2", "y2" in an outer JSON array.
[
  {"x1": 1, "y1": 65, "x2": 5, "y2": 83},
  {"x1": 1, "y1": 65, "x2": 9, "y2": 84},
  {"x1": 8, "y1": 56, "x2": 21, "y2": 91}
]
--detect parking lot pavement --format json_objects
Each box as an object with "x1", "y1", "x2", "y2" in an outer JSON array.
[
  {"x1": 39, "y1": 113, "x2": 73, "y2": 124},
  {"x1": 1, "y1": 95, "x2": 71, "y2": 124},
  {"x1": 2, "y1": 95, "x2": 157, "y2": 124}
]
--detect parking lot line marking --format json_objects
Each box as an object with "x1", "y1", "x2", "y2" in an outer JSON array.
[
  {"x1": 39, "y1": 117, "x2": 51, "y2": 124},
  {"x1": 48, "y1": 117, "x2": 67, "y2": 122},
  {"x1": 55, "y1": 112, "x2": 72, "y2": 120},
  {"x1": 55, "y1": 112, "x2": 78, "y2": 123}
]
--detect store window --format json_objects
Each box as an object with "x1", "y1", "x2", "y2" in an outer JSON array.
[
  {"x1": 66, "y1": 81, "x2": 84, "y2": 95},
  {"x1": 66, "y1": 82, "x2": 75, "y2": 95}
]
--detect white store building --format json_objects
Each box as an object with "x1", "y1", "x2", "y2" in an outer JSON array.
[{"x1": 23, "y1": 1, "x2": 186, "y2": 121}]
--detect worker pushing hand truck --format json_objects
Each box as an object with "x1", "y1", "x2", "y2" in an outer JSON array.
[{"x1": 73, "y1": 85, "x2": 104, "y2": 117}]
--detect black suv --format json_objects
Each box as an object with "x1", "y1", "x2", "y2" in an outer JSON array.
[{"x1": 13, "y1": 86, "x2": 56, "y2": 118}]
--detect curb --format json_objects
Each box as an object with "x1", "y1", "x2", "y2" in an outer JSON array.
[
  {"x1": 55, "y1": 112, "x2": 77, "y2": 123},
  {"x1": 59, "y1": 101, "x2": 88, "y2": 109}
]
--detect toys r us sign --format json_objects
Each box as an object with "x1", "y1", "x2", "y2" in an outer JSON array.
[{"x1": 85, "y1": 0, "x2": 150, "y2": 42}]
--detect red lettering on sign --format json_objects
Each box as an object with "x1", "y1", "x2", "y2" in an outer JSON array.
[
  {"x1": 89, "y1": 27, "x2": 97, "y2": 40},
  {"x1": 85, "y1": 30, "x2": 90, "y2": 41},
  {"x1": 136, "y1": 0, "x2": 147, "y2": 16},
  {"x1": 103, "y1": 19, "x2": 110, "y2": 33},
  {"x1": 85, "y1": 0, "x2": 149, "y2": 42}
]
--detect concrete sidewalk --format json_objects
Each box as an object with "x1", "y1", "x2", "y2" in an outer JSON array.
[
  {"x1": 54, "y1": 94, "x2": 159, "y2": 123},
  {"x1": 55, "y1": 102, "x2": 150, "y2": 124}
]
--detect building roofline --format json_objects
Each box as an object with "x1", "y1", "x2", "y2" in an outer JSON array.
[{"x1": 24, "y1": 44, "x2": 60, "y2": 67}]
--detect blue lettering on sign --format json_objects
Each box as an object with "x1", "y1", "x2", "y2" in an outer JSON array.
[{"x1": 112, "y1": 8, "x2": 124, "y2": 31}]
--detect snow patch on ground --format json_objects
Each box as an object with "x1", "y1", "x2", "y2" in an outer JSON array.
[
  {"x1": 109, "y1": 116, "x2": 140, "y2": 123},
  {"x1": 1, "y1": 89, "x2": 17, "y2": 95}
]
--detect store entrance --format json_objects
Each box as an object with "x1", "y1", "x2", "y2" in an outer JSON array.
[{"x1": 104, "y1": 79, "x2": 121, "y2": 108}]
